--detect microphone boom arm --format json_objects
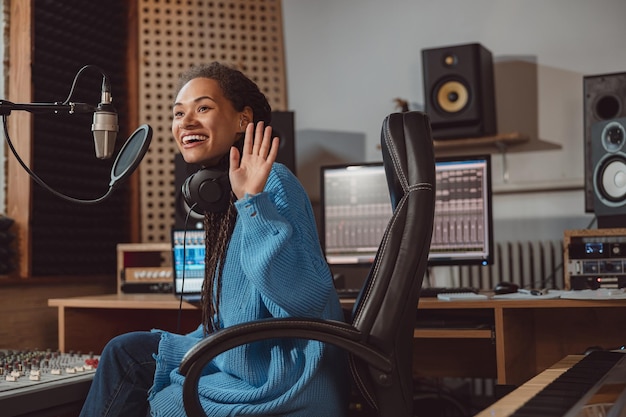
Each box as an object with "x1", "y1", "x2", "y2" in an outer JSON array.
[
  {"x1": 0, "y1": 65, "x2": 119, "y2": 160},
  {"x1": 0, "y1": 64, "x2": 136, "y2": 205},
  {"x1": 0, "y1": 100, "x2": 95, "y2": 116}
]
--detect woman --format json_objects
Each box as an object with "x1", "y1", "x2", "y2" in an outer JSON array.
[{"x1": 79, "y1": 62, "x2": 349, "y2": 417}]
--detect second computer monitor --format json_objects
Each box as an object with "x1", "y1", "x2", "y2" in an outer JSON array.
[{"x1": 320, "y1": 155, "x2": 493, "y2": 266}]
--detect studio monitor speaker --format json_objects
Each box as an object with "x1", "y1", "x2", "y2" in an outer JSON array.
[
  {"x1": 422, "y1": 43, "x2": 497, "y2": 139},
  {"x1": 270, "y1": 111, "x2": 296, "y2": 175},
  {"x1": 584, "y1": 72, "x2": 626, "y2": 214},
  {"x1": 591, "y1": 117, "x2": 626, "y2": 227}
]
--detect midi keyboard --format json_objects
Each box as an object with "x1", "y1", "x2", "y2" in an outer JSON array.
[{"x1": 510, "y1": 350, "x2": 626, "y2": 417}]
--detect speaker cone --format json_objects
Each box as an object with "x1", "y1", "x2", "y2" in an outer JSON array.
[
  {"x1": 595, "y1": 155, "x2": 626, "y2": 205},
  {"x1": 595, "y1": 94, "x2": 621, "y2": 120},
  {"x1": 435, "y1": 80, "x2": 469, "y2": 113}
]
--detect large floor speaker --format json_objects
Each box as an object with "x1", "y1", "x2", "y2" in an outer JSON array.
[
  {"x1": 174, "y1": 154, "x2": 203, "y2": 230},
  {"x1": 584, "y1": 72, "x2": 626, "y2": 214},
  {"x1": 422, "y1": 43, "x2": 497, "y2": 139},
  {"x1": 592, "y1": 117, "x2": 626, "y2": 227},
  {"x1": 270, "y1": 111, "x2": 296, "y2": 174}
]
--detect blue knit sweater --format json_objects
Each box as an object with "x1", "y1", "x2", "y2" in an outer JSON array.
[{"x1": 148, "y1": 164, "x2": 350, "y2": 416}]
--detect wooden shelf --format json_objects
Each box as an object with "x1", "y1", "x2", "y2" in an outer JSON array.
[
  {"x1": 414, "y1": 328, "x2": 493, "y2": 339},
  {"x1": 116, "y1": 243, "x2": 171, "y2": 294},
  {"x1": 433, "y1": 131, "x2": 561, "y2": 157}
]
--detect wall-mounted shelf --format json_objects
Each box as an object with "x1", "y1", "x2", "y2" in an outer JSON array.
[
  {"x1": 433, "y1": 132, "x2": 562, "y2": 182},
  {"x1": 433, "y1": 132, "x2": 561, "y2": 157}
]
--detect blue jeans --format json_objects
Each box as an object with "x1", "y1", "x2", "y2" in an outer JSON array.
[{"x1": 79, "y1": 331, "x2": 160, "y2": 417}]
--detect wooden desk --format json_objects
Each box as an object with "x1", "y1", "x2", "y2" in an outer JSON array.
[
  {"x1": 412, "y1": 297, "x2": 626, "y2": 386},
  {"x1": 48, "y1": 295, "x2": 626, "y2": 386},
  {"x1": 475, "y1": 355, "x2": 584, "y2": 417},
  {"x1": 48, "y1": 293, "x2": 202, "y2": 354}
]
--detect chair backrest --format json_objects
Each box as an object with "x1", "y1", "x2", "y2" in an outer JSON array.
[{"x1": 350, "y1": 111, "x2": 436, "y2": 416}]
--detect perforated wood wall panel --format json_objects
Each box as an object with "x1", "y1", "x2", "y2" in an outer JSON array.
[{"x1": 138, "y1": 0, "x2": 287, "y2": 243}]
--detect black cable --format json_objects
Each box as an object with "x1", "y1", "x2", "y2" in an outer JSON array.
[
  {"x1": 2, "y1": 115, "x2": 114, "y2": 204},
  {"x1": 176, "y1": 202, "x2": 199, "y2": 333},
  {"x1": 61, "y1": 64, "x2": 110, "y2": 105}
]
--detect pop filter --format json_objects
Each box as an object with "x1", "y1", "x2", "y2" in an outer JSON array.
[{"x1": 109, "y1": 124, "x2": 152, "y2": 188}]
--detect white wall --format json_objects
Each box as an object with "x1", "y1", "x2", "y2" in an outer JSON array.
[
  {"x1": 3, "y1": 1, "x2": 625, "y2": 237},
  {"x1": 282, "y1": 0, "x2": 626, "y2": 241}
]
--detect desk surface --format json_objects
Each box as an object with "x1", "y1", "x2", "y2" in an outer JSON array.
[
  {"x1": 48, "y1": 293, "x2": 199, "y2": 310},
  {"x1": 418, "y1": 296, "x2": 626, "y2": 308},
  {"x1": 49, "y1": 293, "x2": 626, "y2": 310}
]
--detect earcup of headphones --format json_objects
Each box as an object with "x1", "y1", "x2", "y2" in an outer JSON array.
[{"x1": 182, "y1": 168, "x2": 232, "y2": 214}]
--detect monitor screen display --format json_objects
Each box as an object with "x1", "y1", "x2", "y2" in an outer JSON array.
[
  {"x1": 171, "y1": 228, "x2": 205, "y2": 295},
  {"x1": 320, "y1": 155, "x2": 493, "y2": 266}
]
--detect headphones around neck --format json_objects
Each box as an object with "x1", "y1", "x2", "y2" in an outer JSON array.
[
  {"x1": 180, "y1": 133, "x2": 246, "y2": 214},
  {"x1": 182, "y1": 168, "x2": 232, "y2": 214}
]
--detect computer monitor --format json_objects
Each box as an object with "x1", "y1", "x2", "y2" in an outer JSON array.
[
  {"x1": 320, "y1": 155, "x2": 493, "y2": 266},
  {"x1": 171, "y1": 228, "x2": 205, "y2": 297}
]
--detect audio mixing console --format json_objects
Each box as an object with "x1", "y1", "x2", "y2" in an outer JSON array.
[{"x1": 0, "y1": 349, "x2": 100, "y2": 417}]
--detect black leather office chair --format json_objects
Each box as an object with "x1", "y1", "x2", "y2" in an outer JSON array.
[{"x1": 179, "y1": 111, "x2": 436, "y2": 417}]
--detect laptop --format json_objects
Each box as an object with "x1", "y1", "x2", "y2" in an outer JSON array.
[{"x1": 171, "y1": 228, "x2": 205, "y2": 303}]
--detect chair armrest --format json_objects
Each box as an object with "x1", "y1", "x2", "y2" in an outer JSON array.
[{"x1": 179, "y1": 317, "x2": 392, "y2": 417}]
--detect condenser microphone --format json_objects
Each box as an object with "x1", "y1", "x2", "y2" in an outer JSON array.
[{"x1": 91, "y1": 78, "x2": 119, "y2": 159}]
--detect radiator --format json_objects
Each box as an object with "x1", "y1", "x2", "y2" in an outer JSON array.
[{"x1": 457, "y1": 240, "x2": 565, "y2": 290}]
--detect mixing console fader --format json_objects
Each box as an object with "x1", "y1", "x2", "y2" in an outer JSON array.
[{"x1": 0, "y1": 349, "x2": 100, "y2": 417}]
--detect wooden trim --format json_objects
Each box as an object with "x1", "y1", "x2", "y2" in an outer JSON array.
[
  {"x1": 126, "y1": 0, "x2": 141, "y2": 243},
  {"x1": 56, "y1": 306, "x2": 66, "y2": 352},
  {"x1": 7, "y1": 0, "x2": 34, "y2": 278}
]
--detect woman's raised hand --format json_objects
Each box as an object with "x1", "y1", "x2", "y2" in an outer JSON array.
[{"x1": 229, "y1": 122, "x2": 279, "y2": 200}]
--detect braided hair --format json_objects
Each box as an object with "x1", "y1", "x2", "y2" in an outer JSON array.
[{"x1": 175, "y1": 62, "x2": 272, "y2": 334}]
